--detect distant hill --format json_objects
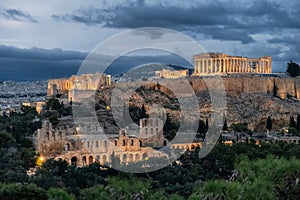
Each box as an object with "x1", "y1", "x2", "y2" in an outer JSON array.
[{"x1": 0, "y1": 45, "x2": 193, "y2": 81}]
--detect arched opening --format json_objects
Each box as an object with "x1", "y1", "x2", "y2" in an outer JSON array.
[
  {"x1": 71, "y1": 157, "x2": 77, "y2": 166},
  {"x1": 163, "y1": 140, "x2": 167, "y2": 146},
  {"x1": 82, "y1": 156, "x2": 87, "y2": 166},
  {"x1": 114, "y1": 140, "x2": 117, "y2": 146},
  {"x1": 88, "y1": 156, "x2": 93, "y2": 165},
  {"x1": 135, "y1": 154, "x2": 140, "y2": 161},
  {"x1": 131, "y1": 140, "x2": 134, "y2": 146},
  {"x1": 122, "y1": 140, "x2": 126, "y2": 146},
  {"x1": 129, "y1": 154, "x2": 133, "y2": 162},
  {"x1": 66, "y1": 143, "x2": 70, "y2": 151},
  {"x1": 102, "y1": 155, "x2": 107, "y2": 164},
  {"x1": 47, "y1": 132, "x2": 50, "y2": 140},
  {"x1": 96, "y1": 155, "x2": 100, "y2": 162},
  {"x1": 121, "y1": 130, "x2": 126, "y2": 136},
  {"x1": 139, "y1": 140, "x2": 142, "y2": 147},
  {"x1": 95, "y1": 141, "x2": 99, "y2": 148},
  {"x1": 122, "y1": 154, "x2": 127, "y2": 163},
  {"x1": 142, "y1": 153, "x2": 147, "y2": 160}
]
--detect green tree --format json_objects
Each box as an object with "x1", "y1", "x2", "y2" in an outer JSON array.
[
  {"x1": 222, "y1": 118, "x2": 228, "y2": 131},
  {"x1": 140, "y1": 104, "x2": 147, "y2": 119},
  {"x1": 289, "y1": 116, "x2": 296, "y2": 128},
  {"x1": 205, "y1": 118, "x2": 209, "y2": 131},
  {"x1": 0, "y1": 183, "x2": 47, "y2": 200},
  {"x1": 296, "y1": 114, "x2": 300, "y2": 130},
  {"x1": 0, "y1": 131, "x2": 16, "y2": 148},
  {"x1": 163, "y1": 113, "x2": 178, "y2": 140},
  {"x1": 266, "y1": 116, "x2": 272, "y2": 131},
  {"x1": 47, "y1": 188, "x2": 75, "y2": 200},
  {"x1": 286, "y1": 61, "x2": 300, "y2": 77},
  {"x1": 47, "y1": 98, "x2": 62, "y2": 111},
  {"x1": 197, "y1": 119, "x2": 206, "y2": 133}
]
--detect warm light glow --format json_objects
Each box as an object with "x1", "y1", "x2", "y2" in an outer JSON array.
[
  {"x1": 36, "y1": 156, "x2": 45, "y2": 167},
  {"x1": 223, "y1": 141, "x2": 233, "y2": 146},
  {"x1": 106, "y1": 105, "x2": 111, "y2": 110}
]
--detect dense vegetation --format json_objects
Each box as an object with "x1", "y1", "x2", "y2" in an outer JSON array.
[
  {"x1": 286, "y1": 61, "x2": 300, "y2": 77},
  {"x1": 1, "y1": 100, "x2": 300, "y2": 199}
]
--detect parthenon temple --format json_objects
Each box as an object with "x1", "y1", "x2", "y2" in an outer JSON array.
[{"x1": 193, "y1": 53, "x2": 272, "y2": 75}]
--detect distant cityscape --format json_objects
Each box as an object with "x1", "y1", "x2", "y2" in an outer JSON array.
[{"x1": 0, "y1": 80, "x2": 47, "y2": 115}]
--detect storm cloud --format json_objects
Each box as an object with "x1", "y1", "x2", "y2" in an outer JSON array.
[
  {"x1": 52, "y1": 0, "x2": 300, "y2": 44},
  {"x1": 0, "y1": 45, "x2": 192, "y2": 81}
]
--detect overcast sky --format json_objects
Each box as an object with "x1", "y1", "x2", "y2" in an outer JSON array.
[{"x1": 0, "y1": 0, "x2": 299, "y2": 80}]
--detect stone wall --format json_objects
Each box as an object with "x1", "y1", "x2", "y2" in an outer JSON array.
[{"x1": 187, "y1": 76, "x2": 300, "y2": 100}]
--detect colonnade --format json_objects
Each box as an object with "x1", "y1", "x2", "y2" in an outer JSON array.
[{"x1": 194, "y1": 56, "x2": 272, "y2": 74}]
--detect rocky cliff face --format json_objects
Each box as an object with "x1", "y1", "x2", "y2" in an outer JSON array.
[{"x1": 95, "y1": 75, "x2": 300, "y2": 132}]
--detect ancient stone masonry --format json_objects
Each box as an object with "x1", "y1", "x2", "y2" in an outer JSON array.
[
  {"x1": 35, "y1": 117, "x2": 183, "y2": 167},
  {"x1": 155, "y1": 69, "x2": 188, "y2": 79},
  {"x1": 193, "y1": 53, "x2": 272, "y2": 75},
  {"x1": 47, "y1": 73, "x2": 111, "y2": 101}
]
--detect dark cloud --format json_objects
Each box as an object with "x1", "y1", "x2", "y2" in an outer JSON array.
[
  {"x1": 0, "y1": 45, "x2": 87, "y2": 60},
  {"x1": 52, "y1": 0, "x2": 300, "y2": 44},
  {"x1": 268, "y1": 35, "x2": 300, "y2": 62},
  {"x1": 0, "y1": 45, "x2": 86, "y2": 81},
  {"x1": 2, "y1": 9, "x2": 37, "y2": 23},
  {"x1": 0, "y1": 45, "x2": 192, "y2": 81}
]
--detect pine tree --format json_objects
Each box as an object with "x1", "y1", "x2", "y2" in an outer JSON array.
[
  {"x1": 289, "y1": 116, "x2": 296, "y2": 128},
  {"x1": 197, "y1": 119, "x2": 206, "y2": 133},
  {"x1": 140, "y1": 104, "x2": 147, "y2": 119},
  {"x1": 266, "y1": 116, "x2": 272, "y2": 130},
  {"x1": 296, "y1": 114, "x2": 300, "y2": 130},
  {"x1": 205, "y1": 118, "x2": 209, "y2": 131},
  {"x1": 222, "y1": 119, "x2": 228, "y2": 131}
]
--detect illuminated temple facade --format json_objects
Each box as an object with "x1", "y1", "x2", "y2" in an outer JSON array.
[{"x1": 193, "y1": 53, "x2": 272, "y2": 75}]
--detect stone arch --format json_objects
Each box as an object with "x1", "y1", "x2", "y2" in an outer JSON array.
[
  {"x1": 129, "y1": 154, "x2": 133, "y2": 162},
  {"x1": 58, "y1": 131, "x2": 62, "y2": 140},
  {"x1": 95, "y1": 155, "x2": 100, "y2": 162},
  {"x1": 142, "y1": 153, "x2": 147, "y2": 160},
  {"x1": 66, "y1": 143, "x2": 70, "y2": 151},
  {"x1": 88, "y1": 156, "x2": 93, "y2": 164},
  {"x1": 121, "y1": 130, "x2": 126, "y2": 136},
  {"x1": 122, "y1": 154, "x2": 127, "y2": 163},
  {"x1": 82, "y1": 156, "x2": 87, "y2": 166},
  {"x1": 71, "y1": 157, "x2": 77, "y2": 166},
  {"x1": 102, "y1": 155, "x2": 107, "y2": 164},
  {"x1": 135, "y1": 154, "x2": 140, "y2": 161}
]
